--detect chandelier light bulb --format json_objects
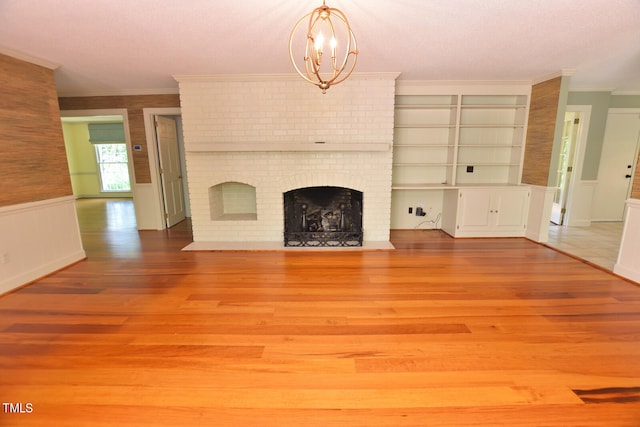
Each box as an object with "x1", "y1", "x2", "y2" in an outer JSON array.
[{"x1": 315, "y1": 32, "x2": 324, "y2": 55}]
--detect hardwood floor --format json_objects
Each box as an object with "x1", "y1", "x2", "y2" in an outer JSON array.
[{"x1": 1, "y1": 200, "x2": 640, "y2": 426}]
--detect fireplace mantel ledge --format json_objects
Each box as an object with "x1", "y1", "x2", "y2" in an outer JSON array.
[{"x1": 185, "y1": 142, "x2": 392, "y2": 153}]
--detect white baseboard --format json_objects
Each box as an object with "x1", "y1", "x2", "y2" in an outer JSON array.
[
  {"x1": 614, "y1": 264, "x2": 640, "y2": 284},
  {"x1": 0, "y1": 196, "x2": 85, "y2": 295},
  {"x1": 0, "y1": 250, "x2": 86, "y2": 295}
]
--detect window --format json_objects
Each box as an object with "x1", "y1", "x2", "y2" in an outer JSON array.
[{"x1": 94, "y1": 144, "x2": 131, "y2": 192}]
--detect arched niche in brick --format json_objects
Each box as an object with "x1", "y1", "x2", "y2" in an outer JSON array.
[{"x1": 209, "y1": 182, "x2": 257, "y2": 221}]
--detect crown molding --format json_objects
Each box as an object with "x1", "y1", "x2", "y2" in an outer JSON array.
[
  {"x1": 57, "y1": 87, "x2": 180, "y2": 98},
  {"x1": 396, "y1": 79, "x2": 532, "y2": 87},
  {"x1": 612, "y1": 90, "x2": 640, "y2": 96},
  {"x1": 532, "y1": 69, "x2": 576, "y2": 85},
  {"x1": 395, "y1": 79, "x2": 532, "y2": 96},
  {"x1": 173, "y1": 72, "x2": 401, "y2": 83},
  {"x1": 0, "y1": 45, "x2": 59, "y2": 70},
  {"x1": 568, "y1": 87, "x2": 616, "y2": 93}
]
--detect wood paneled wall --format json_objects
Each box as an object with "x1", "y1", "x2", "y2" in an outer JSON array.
[
  {"x1": 58, "y1": 95, "x2": 180, "y2": 183},
  {"x1": 0, "y1": 54, "x2": 72, "y2": 207},
  {"x1": 521, "y1": 77, "x2": 562, "y2": 187}
]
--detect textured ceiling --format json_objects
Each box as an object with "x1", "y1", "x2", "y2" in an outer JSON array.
[{"x1": 1, "y1": 0, "x2": 639, "y2": 96}]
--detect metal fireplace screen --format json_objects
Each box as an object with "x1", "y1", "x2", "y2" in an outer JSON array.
[{"x1": 284, "y1": 186, "x2": 363, "y2": 247}]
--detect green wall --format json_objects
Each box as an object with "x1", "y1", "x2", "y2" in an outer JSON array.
[
  {"x1": 566, "y1": 92, "x2": 611, "y2": 180},
  {"x1": 610, "y1": 95, "x2": 640, "y2": 108},
  {"x1": 566, "y1": 92, "x2": 640, "y2": 180}
]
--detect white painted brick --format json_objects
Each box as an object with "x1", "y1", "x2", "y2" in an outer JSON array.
[{"x1": 180, "y1": 75, "x2": 397, "y2": 243}]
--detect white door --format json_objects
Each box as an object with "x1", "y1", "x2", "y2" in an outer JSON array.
[
  {"x1": 591, "y1": 111, "x2": 640, "y2": 221},
  {"x1": 550, "y1": 113, "x2": 579, "y2": 225},
  {"x1": 155, "y1": 116, "x2": 186, "y2": 227}
]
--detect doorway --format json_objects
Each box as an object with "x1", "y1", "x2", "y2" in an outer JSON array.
[
  {"x1": 547, "y1": 105, "x2": 591, "y2": 227},
  {"x1": 60, "y1": 109, "x2": 136, "y2": 205},
  {"x1": 143, "y1": 108, "x2": 190, "y2": 230},
  {"x1": 154, "y1": 115, "x2": 186, "y2": 228},
  {"x1": 591, "y1": 109, "x2": 640, "y2": 221},
  {"x1": 550, "y1": 112, "x2": 580, "y2": 225}
]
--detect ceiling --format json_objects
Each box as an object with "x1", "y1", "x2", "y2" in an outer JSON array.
[{"x1": 1, "y1": 0, "x2": 640, "y2": 97}]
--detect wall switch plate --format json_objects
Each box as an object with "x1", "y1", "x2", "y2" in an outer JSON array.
[
  {"x1": 466, "y1": 165, "x2": 474, "y2": 173},
  {"x1": 408, "y1": 207, "x2": 413, "y2": 214}
]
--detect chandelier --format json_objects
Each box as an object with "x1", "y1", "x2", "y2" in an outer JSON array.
[{"x1": 289, "y1": 1, "x2": 358, "y2": 94}]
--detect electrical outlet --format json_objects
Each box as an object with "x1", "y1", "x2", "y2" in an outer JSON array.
[
  {"x1": 466, "y1": 165, "x2": 474, "y2": 173},
  {"x1": 408, "y1": 207, "x2": 413, "y2": 214}
]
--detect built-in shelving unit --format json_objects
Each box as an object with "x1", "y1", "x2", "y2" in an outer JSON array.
[
  {"x1": 392, "y1": 95, "x2": 457, "y2": 186},
  {"x1": 456, "y1": 95, "x2": 527, "y2": 185},
  {"x1": 392, "y1": 93, "x2": 528, "y2": 188},
  {"x1": 390, "y1": 83, "x2": 531, "y2": 232}
]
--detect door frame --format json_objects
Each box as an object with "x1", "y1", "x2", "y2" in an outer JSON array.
[
  {"x1": 60, "y1": 108, "x2": 138, "y2": 209},
  {"x1": 142, "y1": 108, "x2": 184, "y2": 230},
  {"x1": 560, "y1": 105, "x2": 591, "y2": 227}
]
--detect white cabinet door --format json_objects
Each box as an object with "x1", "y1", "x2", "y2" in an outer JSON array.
[
  {"x1": 450, "y1": 187, "x2": 530, "y2": 237},
  {"x1": 457, "y1": 189, "x2": 492, "y2": 231},
  {"x1": 493, "y1": 188, "x2": 530, "y2": 231}
]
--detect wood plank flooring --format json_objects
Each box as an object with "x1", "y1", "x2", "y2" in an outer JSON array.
[{"x1": 1, "y1": 200, "x2": 640, "y2": 426}]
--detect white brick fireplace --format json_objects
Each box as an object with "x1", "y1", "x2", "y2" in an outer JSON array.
[{"x1": 175, "y1": 73, "x2": 399, "y2": 248}]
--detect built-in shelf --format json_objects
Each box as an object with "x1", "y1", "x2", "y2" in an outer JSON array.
[
  {"x1": 392, "y1": 93, "x2": 529, "y2": 188},
  {"x1": 390, "y1": 89, "x2": 531, "y2": 231}
]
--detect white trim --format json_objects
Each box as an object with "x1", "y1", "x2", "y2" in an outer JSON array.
[
  {"x1": 174, "y1": 72, "x2": 401, "y2": 83},
  {"x1": 614, "y1": 198, "x2": 640, "y2": 284},
  {"x1": 612, "y1": 91, "x2": 640, "y2": 96},
  {"x1": 395, "y1": 80, "x2": 532, "y2": 96},
  {"x1": 1, "y1": 251, "x2": 86, "y2": 296},
  {"x1": 57, "y1": 87, "x2": 179, "y2": 98},
  {"x1": 526, "y1": 185, "x2": 555, "y2": 242},
  {"x1": 562, "y1": 105, "x2": 592, "y2": 227},
  {"x1": 185, "y1": 142, "x2": 392, "y2": 153},
  {"x1": 142, "y1": 107, "x2": 183, "y2": 230},
  {"x1": 568, "y1": 87, "x2": 617, "y2": 93},
  {"x1": 532, "y1": 69, "x2": 575, "y2": 85},
  {"x1": 0, "y1": 195, "x2": 76, "y2": 214},
  {"x1": 0, "y1": 196, "x2": 85, "y2": 295},
  {"x1": 0, "y1": 44, "x2": 60, "y2": 70}
]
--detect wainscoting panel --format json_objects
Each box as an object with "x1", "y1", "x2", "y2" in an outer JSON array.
[
  {"x1": 614, "y1": 198, "x2": 640, "y2": 283},
  {"x1": 0, "y1": 196, "x2": 85, "y2": 294}
]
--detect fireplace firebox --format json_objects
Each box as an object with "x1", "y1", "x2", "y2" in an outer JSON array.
[{"x1": 284, "y1": 186, "x2": 363, "y2": 247}]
